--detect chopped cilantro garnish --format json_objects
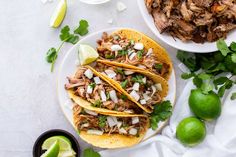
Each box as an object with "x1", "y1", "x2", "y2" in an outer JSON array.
[
  {"x1": 120, "y1": 94, "x2": 128, "y2": 100},
  {"x1": 98, "y1": 115, "x2": 107, "y2": 128},
  {"x1": 92, "y1": 100, "x2": 102, "y2": 108},
  {"x1": 121, "y1": 80, "x2": 128, "y2": 89},
  {"x1": 131, "y1": 75, "x2": 145, "y2": 84},
  {"x1": 118, "y1": 50, "x2": 128, "y2": 56},
  {"x1": 115, "y1": 68, "x2": 125, "y2": 75},
  {"x1": 105, "y1": 54, "x2": 115, "y2": 59},
  {"x1": 137, "y1": 50, "x2": 144, "y2": 59},
  {"x1": 154, "y1": 63, "x2": 163, "y2": 71},
  {"x1": 89, "y1": 83, "x2": 96, "y2": 89}
]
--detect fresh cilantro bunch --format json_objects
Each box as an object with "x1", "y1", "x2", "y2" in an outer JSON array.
[
  {"x1": 150, "y1": 100, "x2": 172, "y2": 130},
  {"x1": 46, "y1": 19, "x2": 89, "y2": 72},
  {"x1": 177, "y1": 39, "x2": 236, "y2": 100}
]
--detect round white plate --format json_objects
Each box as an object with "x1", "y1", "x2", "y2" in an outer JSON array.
[
  {"x1": 57, "y1": 27, "x2": 176, "y2": 142},
  {"x1": 137, "y1": 0, "x2": 236, "y2": 53}
]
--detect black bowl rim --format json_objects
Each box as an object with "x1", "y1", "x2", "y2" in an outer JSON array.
[{"x1": 33, "y1": 129, "x2": 80, "y2": 157}]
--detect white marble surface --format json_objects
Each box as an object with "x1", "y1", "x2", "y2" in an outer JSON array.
[{"x1": 0, "y1": 0, "x2": 184, "y2": 156}]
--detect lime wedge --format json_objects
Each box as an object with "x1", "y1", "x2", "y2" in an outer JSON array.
[
  {"x1": 58, "y1": 150, "x2": 76, "y2": 157},
  {"x1": 78, "y1": 44, "x2": 99, "y2": 65},
  {"x1": 42, "y1": 136, "x2": 72, "y2": 151},
  {"x1": 41, "y1": 140, "x2": 60, "y2": 157},
  {"x1": 50, "y1": 0, "x2": 67, "y2": 28}
]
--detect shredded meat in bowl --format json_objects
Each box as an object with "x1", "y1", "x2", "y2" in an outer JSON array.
[{"x1": 145, "y1": 0, "x2": 236, "y2": 43}]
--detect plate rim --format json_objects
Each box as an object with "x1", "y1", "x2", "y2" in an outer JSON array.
[{"x1": 56, "y1": 27, "x2": 177, "y2": 143}]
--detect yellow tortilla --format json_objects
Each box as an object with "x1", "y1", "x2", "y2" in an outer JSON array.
[
  {"x1": 73, "y1": 105, "x2": 149, "y2": 148},
  {"x1": 106, "y1": 28, "x2": 173, "y2": 80},
  {"x1": 89, "y1": 63, "x2": 169, "y2": 113}
]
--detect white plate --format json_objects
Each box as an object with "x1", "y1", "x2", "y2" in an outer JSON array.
[
  {"x1": 137, "y1": 0, "x2": 236, "y2": 53},
  {"x1": 57, "y1": 27, "x2": 176, "y2": 142}
]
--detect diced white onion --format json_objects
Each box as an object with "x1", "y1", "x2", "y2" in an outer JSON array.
[
  {"x1": 86, "y1": 85, "x2": 93, "y2": 94},
  {"x1": 140, "y1": 99, "x2": 147, "y2": 105},
  {"x1": 109, "y1": 90, "x2": 118, "y2": 103},
  {"x1": 117, "y1": 121, "x2": 122, "y2": 128},
  {"x1": 130, "y1": 90, "x2": 140, "y2": 101},
  {"x1": 107, "y1": 116, "x2": 118, "y2": 127},
  {"x1": 84, "y1": 69, "x2": 93, "y2": 79},
  {"x1": 124, "y1": 70, "x2": 134, "y2": 75},
  {"x1": 129, "y1": 52, "x2": 137, "y2": 60},
  {"x1": 151, "y1": 85, "x2": 157, "y2": 97},
  {"x1": 105, "y1": 69, "x2": 117, "y2": 79},
  {"x1": 128, "y1": 49, "x2": 134, "y2": 55},
  {"x1": 143, "y1": 93, "x2": 151, "y2": 101},
  {"x1": 138, "y1": 65, "x2": 146, "y2": 69},
  {"x1": 132, "y1": 117, "x2": 139, "y2": 124},
  {"x1": 100, "y1": 90, "x2": 107, "y2": 102},
  {"x1": 94, "y1": 77, "x2": 102, "y2": 84},
  {"x1": 81, "y1": 123, "x2": 89, "y2": 128},
  {"x1": 132, "y1": 82, "x2": 140, "y2": 91},
  {"x1": 146, "y1": 48, "x2": 153, "y2": 56},
  {"x1": 134, "y1": 43, "x2": 144, "y2": 50},
  {"x1": 84, "y1": 109, "x2": 98, "y2": 116},
  {"x1": 119, "y1": 128, "x2": 127, "y2": 134},
  {"x1": 155, "y1": 83, "x2": 162, "y2": 91},
  {"x1": 111, "y1": 44, "x2": 122, "y2": 51},
  {"x1": 129, "y1": 128, "x2": 138, "y2": 135},
  {"x1": 87, "y1": 130, "x2": 104, "y2": 135},
  {"x1": 142, "y1": 77, "x2": 147, "y2": 84}
]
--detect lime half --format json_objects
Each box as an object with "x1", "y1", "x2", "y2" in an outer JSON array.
[
  {"x1": 41, "y1": 140, "x2": 60, "y2": 157},
  {"x1": 50, "y1": 0, "x2": 67, "y2": 28},
  {"x1": 78, "y1": 44, "x2": 99, "y2": 65},
  {"x1": 42, "y1": 136, "x2": 72, "y2": 151}
]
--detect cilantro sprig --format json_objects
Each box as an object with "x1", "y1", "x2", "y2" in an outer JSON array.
[
  {"x1": 83, "y1": 148, "x2": 101, "y2": 157},
  {"x1": 150, "y1": 101, "x2": 172, "y2": 130},
  {"x1": 46, "y1": 19, "x2": 89, "y2": 72},
  {"x1": 177, "y1": 39, "x2": 236, "y2": 98}
]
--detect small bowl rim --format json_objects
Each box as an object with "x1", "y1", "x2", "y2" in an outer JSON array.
[{"x1": 33, "y1": 129, "x2": 80, "y2": 157}]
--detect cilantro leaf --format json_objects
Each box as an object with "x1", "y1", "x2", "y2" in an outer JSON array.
[
  {"x1": 150, "y1": 101, "x2": 172, "y2": 130},
  {"x1": 120, "y1": 94, "x2": 128, "y2": 100},
  {"x1": 230, "y1": 42, "x2": 236, "y2": 51},
  {"x1": 131, "y1": 75, "x2": 144, "y2": 84},
  {"x1": 115, "y1": 68, "x2": 124, "y2": 75},
  {"x1": 181, "y1": 73, "x2": 195, "y2": 79},
  {"x1": 154, "y1": 63, "x2": 163, "y2": 71},
  {"x1": 231, "y1": 92, "x2": 236, "y2": 100},
  {"x1": 198, "y1": 73, "x2": 212, "y2": 80},
  {"x1": 98, "y1": 115, "x2": 107, "y2": 128},
  {"x1": 46, "y1": 48, "x2": 57, "y2": 63},
  {"x1": 89, "y1": 83, "x2": 96, "y2": 89},
  {"x1": 177, "y1": 50, "x2": 198, "y2": 72},
  {"x1": 92, "y1": 100, "x2": 102, "y2": 108},
  {"x1": 137, "y1": 50, "x2": 144, "y2": 59},
  {"x1": 213, "y1": 77, "x2": 228, "y2": 88},
  {"x1": 74, "y1": 20, "x2": 89, "y2": 36},
  {"x1": 118, "y1": 50, "x2": 128, "y2": 56},
  {"x1": 231, "y1": 53, "x2": 236, "y2": 63},
  {"x1": 201, "y1": 82, "x2": 213, "y2": 94},
  {"x1": 193, "y1": 76, "x2": 203, "y2": 88},
  {"x1": 60, "y1": 25, "x2": 79, "y2": 44},
  {"x1": 83, "y1": 148, "x2": 101, "y2": 157},
  {"x1": 105, "y1": 54, "x2": 115, "y2": 59},
  {"x1": 121, "y1": 80, "x2": 128, "y2": 89},
  {"x1": 217, "y1": 39, "x2": 231, "y2": 56}
]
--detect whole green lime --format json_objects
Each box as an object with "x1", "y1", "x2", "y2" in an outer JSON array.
[
  {"x1": 189, "y1": 89, "x2": 221, "y2": 121},
  {"x1": 176, "y1": 117, "x2": 206, "y2": 147}
]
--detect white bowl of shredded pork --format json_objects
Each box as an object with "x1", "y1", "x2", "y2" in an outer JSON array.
[{"x1": 137, "y1": 0, "x2": 236, "y2": 53}]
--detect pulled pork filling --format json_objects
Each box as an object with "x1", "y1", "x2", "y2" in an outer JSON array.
[
  {"x1": 73, "y1": 105, "x2": 147, "y2": 136},
  {"x1": 65, "y1": 67, "x2": 142, "y2": 114},
  {"x1": 145, "y1": 0, "x2": 236, "y2": 43},
  {"x1": 96, "y1": 32, "x2": 170, "y2": 78},
  {"x1": 92, "y1": 63, "x2": 162, "y2": 111}
]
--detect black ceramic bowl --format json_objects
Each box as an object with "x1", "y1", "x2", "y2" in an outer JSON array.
[{"x1": 33, "y1": 129, "x2": 80, "y2": 157}]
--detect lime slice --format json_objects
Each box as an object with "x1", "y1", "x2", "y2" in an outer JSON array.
[
  {"x1": 40, "y1": 140, "x2": 60, "y2": 157},
  {"x1": 78, "y1": 44, "x2": 99, "y2": 65},
  {"x1": 42, "y1": 136, "x2": 72, "y2": 151},
  {"x1": 58, "y1": 150, "x2": 76, "y2": 157},
  {"x1": 50, "y1": 0, "x2": 67, "y2": 28}
]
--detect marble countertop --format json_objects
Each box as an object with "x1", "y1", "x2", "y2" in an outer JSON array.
[{"x1": 0, "y1": 0, "x2": 185, "y2": 156}]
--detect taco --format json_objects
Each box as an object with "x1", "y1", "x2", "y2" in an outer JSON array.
[
  {"x1": 89, "y1": 62, "x2": 168, "y2": 113},
  {"x1": 96, "y1": 28, "x2": 172, "y2": 80},
  {"x1": 65, "y1": 66, "x2": 143, "y2": 115},
  {"x1": 73, "y1": 104, "x2": 149, "y2": 148}
]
